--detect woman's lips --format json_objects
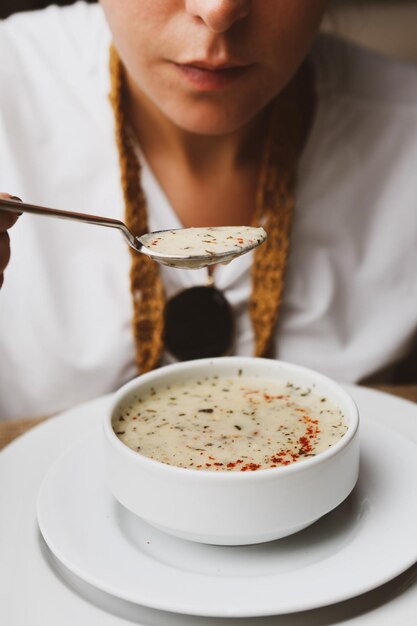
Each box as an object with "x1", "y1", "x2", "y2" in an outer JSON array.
[{"x1": 173, "y1": 62, "x2": 252, "y2": 90}]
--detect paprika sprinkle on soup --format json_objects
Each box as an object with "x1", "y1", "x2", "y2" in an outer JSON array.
[{"x1": 113, "y1": 375, "x2": 348, "y2": 472}]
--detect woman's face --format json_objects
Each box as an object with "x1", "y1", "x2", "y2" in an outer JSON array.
[{"x1": 101, "y1": 1, "x2": 327, "y2": 135}]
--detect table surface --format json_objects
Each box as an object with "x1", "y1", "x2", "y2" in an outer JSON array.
[{"x1": 1, "y1": 384, "x2": 417, "y2": 451}]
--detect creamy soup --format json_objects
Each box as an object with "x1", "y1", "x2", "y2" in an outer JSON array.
[
  {"x1": 139, "y1": 226, "x2": 266, "y2": 260},
  {"x1": 113, "y1": 375, "x2": 348, "y2": 472}
]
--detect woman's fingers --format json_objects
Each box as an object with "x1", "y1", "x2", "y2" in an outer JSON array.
[
  {"x1": 0, "y1": 210, "x2": 19, "y2": 230},
  {"x1": 0, "y1": 193, "x2": 21, "y2": 229},
  {"x1": 0, "y1": 231, "x2": 11, "y2": 287},
  {"x1": 0, "y1": 193, "x2": 21, "y2": 288},
  {"x1": 0, "y1": 193, "x2": 21, "y2": 230}
]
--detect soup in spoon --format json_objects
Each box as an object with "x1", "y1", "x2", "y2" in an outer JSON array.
[{"x1": 138, "y1": 225, "x2": 267, "y2": 268}]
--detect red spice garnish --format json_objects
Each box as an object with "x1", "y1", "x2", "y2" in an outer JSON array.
[
  {"x1": 299, "y1": 435, "x2": 313, "y2": 454},
  {"x1": 240, "y1": 463, "x2": 261, "y2": 472},
  {"x1": 270, "y1": 448, "x2": 300, "y2": 464},
  {"x1": 263, "y1": 393, "x2": 285, "y2": 401}
]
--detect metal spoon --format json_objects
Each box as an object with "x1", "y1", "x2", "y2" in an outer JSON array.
[{"x1": 0, "y1": 197, "x2": 266, "y2": 269}]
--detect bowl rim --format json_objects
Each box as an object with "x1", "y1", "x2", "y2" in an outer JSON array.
[{"x1": 104, "y1": 356, "x2": 359, "y2": 481}]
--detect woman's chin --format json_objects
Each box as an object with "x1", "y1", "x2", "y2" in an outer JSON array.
[{"x1": 162, "y1": 102, "x2": 264, "y2": 136}]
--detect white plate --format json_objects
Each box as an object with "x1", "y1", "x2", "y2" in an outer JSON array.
[
  {"x1": 2, "y1": 385, "x2": 417, "y2": 626},
  {"x1": 36, "y1": 402, "x2": 417, "y2": 618}
]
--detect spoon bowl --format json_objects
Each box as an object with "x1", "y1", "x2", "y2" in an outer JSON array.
[
  {"x1": 0, "y1": 197, "x2": 266, "y2": 269},
  {"x1": 138, "y1": 226, "x2": 267, "y2": 269}
]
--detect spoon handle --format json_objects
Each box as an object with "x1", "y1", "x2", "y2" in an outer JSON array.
[{"x1": 0, "y1": 197, "x2": 140, "y2": 250}]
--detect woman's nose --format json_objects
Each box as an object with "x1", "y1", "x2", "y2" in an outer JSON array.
[{"x1": 185, "y1": 0, "x2": 251, "y2": 32}]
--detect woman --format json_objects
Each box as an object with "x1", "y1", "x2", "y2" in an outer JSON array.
[{"x1": 1, "y1": 0, "x2": 417, "y2": 419}]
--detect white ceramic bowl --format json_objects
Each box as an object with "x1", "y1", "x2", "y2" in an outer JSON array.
[{"x1": 103, "y1": 357, "x2": 359, "y2": 546}]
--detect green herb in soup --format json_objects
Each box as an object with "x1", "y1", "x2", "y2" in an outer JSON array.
[{"x1": 113, "y1": 376, "x2": 348, "y2": 471}]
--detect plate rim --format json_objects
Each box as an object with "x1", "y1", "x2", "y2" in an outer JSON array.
[{"x1": 36, "y1": 402, "x2": 417, "y2": 618}]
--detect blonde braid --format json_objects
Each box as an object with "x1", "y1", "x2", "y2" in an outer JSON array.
[
  {"x1": 109, "y1": 46, "x2": 165, "y2": 373},
  {"x1": 251, "y1": 63, "x2": 314, "y2": 357}
]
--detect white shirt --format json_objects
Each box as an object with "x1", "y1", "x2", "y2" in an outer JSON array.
[{"x1": 1, "y1": 2, "x2": 417, "y2": 419}]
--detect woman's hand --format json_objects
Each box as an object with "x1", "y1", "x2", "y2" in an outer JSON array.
[{"x1": 0, "y1": 193, "x2": 20, "y2": 289}]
